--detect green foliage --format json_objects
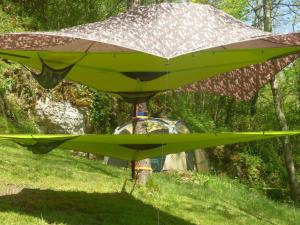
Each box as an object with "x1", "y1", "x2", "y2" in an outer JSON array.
[
  {"x1": 1, "y1": 0, "x2": 107, "y2": 30},
  {"x1": 5, "y1": 95, "x2": 39, "y2": 133},
  {"x1": 172, "y1": 95, "x2": 215, "y2": 132},
  {"x1": 0, "y1": 116, "x2": 17, "y2": 133},
  {"x1": 90, "y1": 90, "x2": 132, "y2": 133},
  {"x1": 279, "y1": 60, "x2": 300, "y2": 129},
  {"x1": 203, "y1": 140, "x2": 290, "y2": 201},
  {"x1": 0, "y1": 6, "x2": 34, "y2": 32},
  {"x1": 0, "y1": 61, "x2": 39, "y2": 133},
  {"x1": 231, "y1": 152, "x2": 264, "y2": 185},
  {"x1": 192, "y1": 0, "x2": 249, "y2": 20},
  {"x1": 1, "y1": 0, "x2": 184, "y2": 31},
  {"x1": 2, "y1": 0, "x2": 134, "y2": 30},
  {"x1": 90, "y1": 90, "x2": 115, "y2": 133},
  {"x1": 0, "y1": 109, "x2": 38, "y2": 134},
  {"x1": 182, "y1": 111, "x2": 216, "y2": 132},
  {"x1": 149, "y1": 92, "x2": 218, "y2": 132},
  {"x1": 0, "y1": 75, "x2": 13, "y2": 93}
]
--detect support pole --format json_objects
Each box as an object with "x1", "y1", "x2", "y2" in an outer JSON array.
[
  {"x1": 132, "y1": 103, "x2": 137, "y2": 134},
  {"x1": 131, "y1": 160, "x2": 136, "y2": 179}
]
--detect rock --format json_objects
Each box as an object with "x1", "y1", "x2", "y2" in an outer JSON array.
[{"x1": 35, "y1": 97, "x2": 91, "y2": 134}]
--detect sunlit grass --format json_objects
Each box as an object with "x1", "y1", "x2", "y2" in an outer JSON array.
[{"x1": 0, "y1": 140, "x2": 299, "y2": 225}]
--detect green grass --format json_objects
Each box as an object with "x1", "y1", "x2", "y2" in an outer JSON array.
[
  {"x1": 0, "y1": 141, "x2": 299, "y2": 225},
  {"x1": 0, "y1": 6, "x2": 36, "y2": 33}
]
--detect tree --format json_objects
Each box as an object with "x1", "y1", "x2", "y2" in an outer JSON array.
[
  {"x1": 192, "y1": 0, "x2": 300, "y2": 202},
  {"x1": 261, "y1": 0, "x2": 299, "y2": 203},
  {"x1": 297, "y1": 64, "x2": 300, "y2": 107},
  {"x1": 192, "y1": 0, "x2": 249, "y2": 20},
  {"x1": 127, "y1": 0, "x2": 152, "y2": 184}
]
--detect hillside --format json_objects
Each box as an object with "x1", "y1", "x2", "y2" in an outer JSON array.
[{"x1": 0, "y1": 140, "x2": 298, "y2": 225}]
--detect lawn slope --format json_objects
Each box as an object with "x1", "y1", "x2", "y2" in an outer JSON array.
[{"x1": 0, "y1": 140, "x2": 299, "y2": 225}]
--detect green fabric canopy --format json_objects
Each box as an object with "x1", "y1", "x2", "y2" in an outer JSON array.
[
  {"x1": 0, "y1": 47, "x2": 299, "y2": 95},
  {"x1": 1, "y1": 3, "x2": 300, "y2": 101},
  {"x1": 1, "y1": 131, "x2": 299, "y2": 161}
]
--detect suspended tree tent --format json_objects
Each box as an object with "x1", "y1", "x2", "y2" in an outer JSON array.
[
  {"x1": 0, "y1": 131, "x2": 299, "y2": 161},
  {"x1": 0, "y1": 3, "x2": 299, "y2": 165},
  {"x1": 0, "y1": 3, "x2": 299, "y2": 102}
]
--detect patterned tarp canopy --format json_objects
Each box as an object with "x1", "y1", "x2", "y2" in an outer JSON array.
[
  {"x1": 0, "y1": 131, "x2": 299, "y2": 160},
  {"x1": 0, "y1": 3, "x2": 300, "y2": 101}
]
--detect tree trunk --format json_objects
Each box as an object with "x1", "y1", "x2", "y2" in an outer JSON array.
[
  {"x1": 136, "y1": 102, "x2": 152, "y2": 184},
  {"x1": 225, "y1": 98, "x2": 235, "y2": 126},
  {"x1": 262, "y1": 0, "x2": 299, "y2": 203},
  {"x1": 214, "y1": 96, "x2": 225, "y2": 126},
  {"x1": 297, "y1": 69, "x2": 300, "y2": 108},
  {"x1": 131, "y1": 102, "x2": 152, "y2": 184},
  {"x1": 250, "y1": 93, "x2": 259, "y2": 116},
  {"x1": 263, "y1": 0, "x2": 272, "y2": 32},
  {"x1": 126, "y1": 0, "x2": 151, "y2": 185},
  {"x1": 270, "y1": 78, "x2": 299, "y2": 202}
]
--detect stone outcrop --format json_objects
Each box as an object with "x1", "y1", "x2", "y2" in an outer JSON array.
[{"x1": 35, "y1": 97, "x2": 91, "y2": 134}]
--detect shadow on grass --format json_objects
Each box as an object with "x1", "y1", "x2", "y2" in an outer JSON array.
[{"x1": 0, "y1": 188, "x2": 196, "y2": 225}]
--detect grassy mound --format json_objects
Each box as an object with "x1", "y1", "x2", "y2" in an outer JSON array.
[{"x1": 0, "y1": 141, "x2": 299, "y2": 225}]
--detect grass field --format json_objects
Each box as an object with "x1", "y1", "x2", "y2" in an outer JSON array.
[{"x1": 0, "y1": 140, "x2": 299, "y2": 225}]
